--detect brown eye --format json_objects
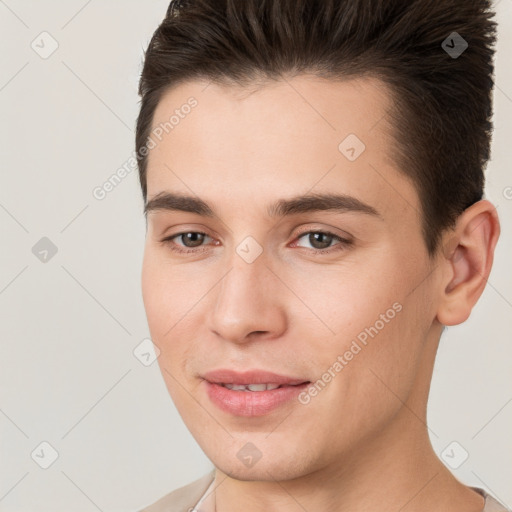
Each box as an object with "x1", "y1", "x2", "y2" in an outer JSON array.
[
  {"x1": 293, "y1": 230, "x2": 352, "y2": 254},
  {"x1": 178, "y1": 232, "x2": 208, "y2": 248},
  {"x1": 161, "y1": 231, "x2": 214, "y2": 253},
  {"x1": 304, "y1": 232, "x2": 334, "y2": 250}
]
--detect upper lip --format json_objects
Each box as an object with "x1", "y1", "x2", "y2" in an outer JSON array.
[{"x1": 202, "y1": 369, "x2": 309, "y2": 386}]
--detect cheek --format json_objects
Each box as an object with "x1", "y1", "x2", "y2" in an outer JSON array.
[
  {"x1": 141, "y1": 249, "x2": 210, "y2": 382},
  {"x1": 141, "y1": 250, "x2": 187, "y2": 373},
  {"x1": 294, "y1": 253, "x2": 428, "y2": 393},
  {"x1": 336, "y1": 277, "x2": 434, "y2": 416},
  {"x1": 141, "y1": 248, "x2": 198, "y2": 338},
  {"x1": 281, "y1": 257, "x2": 403, "y2": 342},
  {"x1": 141, "y1": 254, "x2": 167, "y2": 337}
]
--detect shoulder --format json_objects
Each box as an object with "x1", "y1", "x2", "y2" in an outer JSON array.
[
  {"x1": 138, "y1": 470, "x2": 215, "y2": 512},
  {"x1": 471, "y1": 487, "x2": 511, "y2": 512}
]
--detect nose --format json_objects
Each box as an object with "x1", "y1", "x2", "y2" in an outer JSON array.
[{"x1": 205, "y1": 248, "x2": 287, "y2": 345}]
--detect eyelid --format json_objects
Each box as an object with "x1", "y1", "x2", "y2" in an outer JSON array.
[{"x1": 293, "y1": 225, "x2": 352, "y2": 242}]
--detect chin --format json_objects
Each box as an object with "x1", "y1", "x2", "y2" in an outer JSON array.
[{"x1": 209, "y1": 447, "x2": 318, "y2": 483}]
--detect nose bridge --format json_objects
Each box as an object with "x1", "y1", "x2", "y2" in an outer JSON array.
[{"x1": 207, "y1": 240, "x2": 286, "y2": 342}]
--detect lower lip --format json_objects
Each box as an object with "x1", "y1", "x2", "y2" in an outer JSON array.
[{"x1": 204, "y1": 381, "x2": 310, "y2": 417}]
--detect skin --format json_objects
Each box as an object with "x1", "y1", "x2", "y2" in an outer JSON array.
[{"x1": 141, "y1": 74, "x2": 500, "y2": 512}]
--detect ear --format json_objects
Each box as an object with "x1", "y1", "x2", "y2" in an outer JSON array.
[{"x1": 436, "y1": 200, "x2": 500, "y2": 326}]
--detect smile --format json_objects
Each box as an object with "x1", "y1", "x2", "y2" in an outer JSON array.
[{"x1": 220, "y1": 383, "x2": 282, "y2": 391}]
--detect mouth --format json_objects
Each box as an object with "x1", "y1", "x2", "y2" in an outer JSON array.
[
  {"x1": 201, "y1": 369, "x2": 311, "y2": 416},
  {"x1": 202, "y1": 368, "x2": 309, "y2": 386},
  {"x1": 218, "y1": 382, "x2": 307, "y2": 391}
]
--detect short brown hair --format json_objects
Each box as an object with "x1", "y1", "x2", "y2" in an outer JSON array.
[{"x1": 135, "y1": 0, "x2": 497, "y2": 254}]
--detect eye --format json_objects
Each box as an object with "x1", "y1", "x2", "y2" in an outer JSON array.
[
  {"x1": 161, "y1": 231, "x2": 214, "y2": 253},
  {"x1": 160, "y1": 229, "x2": 352, "y2": 255},
  {"x1": 292, "y1": 230, "x2": 352, "y2": 254}
]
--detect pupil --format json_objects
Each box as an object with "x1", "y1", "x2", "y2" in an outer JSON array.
[
  {"x1": 184, "y1": 233, "x2": 204, "y2": 247},
  {"x1": 310, "y1": 233, "x2": 331, "y2": 249}
]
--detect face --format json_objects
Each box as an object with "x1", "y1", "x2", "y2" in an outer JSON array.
[{"x1": 141, "y1": 75, "x2": 444, "y2": 481}]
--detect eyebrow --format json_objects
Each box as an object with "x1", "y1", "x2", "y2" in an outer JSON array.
[{"x1": 144, "y1": 191, "x2": 381, "y2": 219}]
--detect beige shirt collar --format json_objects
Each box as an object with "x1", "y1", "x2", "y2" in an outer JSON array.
[{"x1": 140, "y1": 470, "x2": 511, "y2": 512}]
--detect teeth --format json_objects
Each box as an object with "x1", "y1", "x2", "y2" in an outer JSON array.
[
  {"x1": 231, "y1": 384, "x2": 249, "y2": 391},
  {"x1": 222, "y1": 383, "x2": 281, "y2": 391},
  {"x1": 247, "y1": 384, "x2": 270, "y2": 391}
]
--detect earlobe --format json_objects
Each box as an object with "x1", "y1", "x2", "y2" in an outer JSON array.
[{"x1": 436, "y1": 200, "x2": 500, "y2": 326}]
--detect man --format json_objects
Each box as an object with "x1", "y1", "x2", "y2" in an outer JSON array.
[{"x1": 136, "y1": 0, "x2": 509, "y2": 510}]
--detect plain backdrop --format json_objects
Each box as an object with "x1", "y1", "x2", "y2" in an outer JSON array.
[{"x1": 1, "y1": 1, "x2": 511, "y2": 511}]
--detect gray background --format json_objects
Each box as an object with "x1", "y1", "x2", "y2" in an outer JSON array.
[{"x1": 0, "y1": 1, "x2": 511, "y2": 511}]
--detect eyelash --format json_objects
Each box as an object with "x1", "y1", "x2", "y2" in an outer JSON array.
[{"x1": 160, "y1": 229, "x2": 352, "y2": 255}]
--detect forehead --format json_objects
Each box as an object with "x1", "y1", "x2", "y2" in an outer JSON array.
[
  {"x1": 150, "y1": 74, "x2": 395, "y2": 152},
  {"x1": 146, "y1": 74, "x2": 419, "y2": 224}
]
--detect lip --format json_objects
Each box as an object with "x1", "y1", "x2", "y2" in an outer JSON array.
[
  {"x1": 202, "y1": 369, "x2": 308, "y2": 386},
  {"x1": 202, "y1": 369, "x2": 310, "y2": 417}
]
